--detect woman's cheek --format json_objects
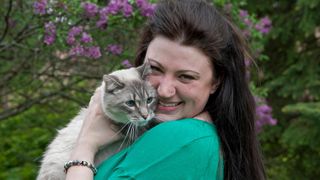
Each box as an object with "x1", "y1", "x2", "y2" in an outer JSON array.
[{"x1": 147, "y1": 75, "x2": 160, "y2": 88}]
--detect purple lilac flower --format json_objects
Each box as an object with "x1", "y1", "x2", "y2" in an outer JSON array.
[
  {"x1": 105, "y1": 0, "x2": 122, "y2": 15},
  {"x1": 44, "y1": 21, "x2": 56, "y2": 45},
  {"x1": 243, "y1": 18, "x2": 253, "y2": 27},
  {"x1": 69, "y1": 45, "x2": 85, "y2": 56},
  {"x1": 96, "y1": 16, "x2": 108, "y2": 29},
  {"x1": 122, "y1": 59, "x2": 133, "y2": 68},
  {"x1": 255, "y1": 101, "x2": 277, "y2": 133},
  {"x1": 136, "y1": 0, "x2": 146, "y2": 7},
  {"x1": 255, "y1": 16, "x2": 272, "y2": 34},
  {"x1": 66, "y1": 36, "x2": 76, "y2": 45},
  {"x1": 33, "y1": 0, "x2": 47, "y2": 15},
  {"x1": 82, "y1": 2, "x2": 99, "y2": 18},
  {"x1": 136, "y1": 0, "x2": 156, "y2": 17},
  {"x1": 85, "y1": 46, "x2": 102, "y2": 59},
  {"x1": 100, "y1": 6, "x2": 109, "y2": 16},
  {"x1": 107, "y1": 44, "x2": 123, "y2": 55},
  {"x1": 239, "y1": 9, "x2": 248, "y2": 18},
  {"x1": 81, "y1": 32, "x2": 93, "y2": 43},
  {"x1": 69, "y1": 26, "x2": 83, "y2": 36},
  {"x1": 66, "y1": 26, "x2": 83, "y2": 45},
  {"x1": 44, "y1": 35, "x2": 55, "y2": 45},
  {"x1": 97, "y1": 8, "x2": 109, "y2": 29},
  {"x1": 122, "y1": 1, "x2": 133, "y2": 17}
]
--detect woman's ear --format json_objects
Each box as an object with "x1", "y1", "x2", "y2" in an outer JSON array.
[{"x1": 210, "y1": 79, "x2": 220, "y2": 94}]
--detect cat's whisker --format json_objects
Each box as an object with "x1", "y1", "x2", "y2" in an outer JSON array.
[
  {"x1": 119, "y1": 123, "x2": 134, "y2": 151},
  {"x1": 111, "y1": 121, "x2": 131, "y2": 139},
  {"x1": 118, "y1": 124, "x2": 129, "y2": 151},
  {"x1": 134, "y1": 124, "x2": 138, "y2": 140},
  {"x1": 127, "y1": 124, "x2": 133, "y2": 147},
  {"x1": 128, "y1": 124, "x2": 136, "y2": 146}
]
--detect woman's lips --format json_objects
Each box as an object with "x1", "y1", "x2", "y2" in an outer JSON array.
[{"x1": 157, "y1": 101, "x2": 182, "y2": 112}]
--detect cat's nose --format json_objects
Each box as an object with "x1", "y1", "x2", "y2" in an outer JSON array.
[{"x1": 142, "y1": 114, "x2": 148, "y2": 119}]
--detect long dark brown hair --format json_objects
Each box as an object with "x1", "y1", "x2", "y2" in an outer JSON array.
[{"x1": 134, "y1": 0, "x2": 266, "y2": 179}]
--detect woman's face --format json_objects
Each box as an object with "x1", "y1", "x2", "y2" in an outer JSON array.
[{"x1": 145, "y1": 36, "x2": 218, "y2": 121}]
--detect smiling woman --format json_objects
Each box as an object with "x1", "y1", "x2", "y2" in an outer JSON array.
[
  {"x1": 146, "y1": 36, "x2": 218, "y2": 122},
  {"x1": 65, "y1": 0, "x2": 266, "y2": 179}
]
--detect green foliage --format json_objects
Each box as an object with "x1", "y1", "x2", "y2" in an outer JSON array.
[
  {"x1": 245, "y1": 0, "x2": 320, "y2": 179},
  {"x1": 278, "y1": 102, "x2": 320, "y2": 178},
  {"x1": 0, "y1": 101, "x2": 79, "y2": 179}
]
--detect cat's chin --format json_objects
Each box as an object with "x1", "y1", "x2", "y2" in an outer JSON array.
[{"x1": 132, "y1": 120, "x2": 149, "y2": 126}]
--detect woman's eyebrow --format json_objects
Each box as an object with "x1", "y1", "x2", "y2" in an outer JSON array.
[
  {"x1": 148, "y1": 58, "x2": 200, "y2": 76},
  {"x1": 147, "y1": 58, "x2": 164, "y2": 68},
  {"x1": 179, "y1": 70, "x2": 200, "y2": 76}
]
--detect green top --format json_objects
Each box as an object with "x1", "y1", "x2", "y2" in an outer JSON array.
[{"x1": 95, "y1": 118, "x2": 223, "y2": 180}]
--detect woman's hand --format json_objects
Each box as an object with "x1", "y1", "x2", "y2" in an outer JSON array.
[
  {"x1": 76, "y1": 86, "x2": 121, "y2": 153},
  {"x1": 66, "y1": 86, "x2": 121, "y2": 179}
]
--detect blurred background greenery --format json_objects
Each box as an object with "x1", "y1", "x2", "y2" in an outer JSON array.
[{"x1": 0, "y1": 0, "x2": 319, "y2": 179}]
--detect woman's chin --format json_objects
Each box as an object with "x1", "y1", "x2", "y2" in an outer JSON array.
[{"x1": 154, "y1": 113, "x2": 182, "y2": 122}]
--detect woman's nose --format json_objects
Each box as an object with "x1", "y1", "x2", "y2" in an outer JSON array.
[{"x1": 157, "y1": 79, "x2": 176, "y2": 98}]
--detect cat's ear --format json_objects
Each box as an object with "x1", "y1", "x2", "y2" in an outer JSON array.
[
  {"x1": 103, "y1": 75, "x2": 125, "y2": 93},
  {"x1": 136, "y1": 61, "x2": 152, "y2": 80}
]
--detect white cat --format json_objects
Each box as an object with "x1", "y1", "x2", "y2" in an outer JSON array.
[{"x1": 37, "y1": 63, "x2": 158, "y2": 180}]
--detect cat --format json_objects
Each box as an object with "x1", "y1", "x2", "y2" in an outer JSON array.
[{"x1": 37, "y1": 62, "x2": 158, "y2": 180}]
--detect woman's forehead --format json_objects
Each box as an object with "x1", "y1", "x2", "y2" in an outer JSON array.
[{"x1": 145, "y1": 36, "x2": 213, "y2": 72}]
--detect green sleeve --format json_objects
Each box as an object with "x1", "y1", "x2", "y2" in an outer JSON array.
[{"x1": 96, "y1": 119, "x2": 222, "y2": 180}]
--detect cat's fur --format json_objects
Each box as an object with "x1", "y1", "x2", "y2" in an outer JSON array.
[{"x1": 37, "y1": 63, "x2": 157, "y2": 180}]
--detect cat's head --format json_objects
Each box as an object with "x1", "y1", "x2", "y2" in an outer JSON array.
[{"x1": 101, "y1": 62, "x2": 157, "y2": 126}]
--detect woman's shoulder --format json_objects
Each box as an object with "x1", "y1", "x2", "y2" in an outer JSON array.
[
  {"x1": 148, "y1": 118, "x2": 218, "y2": 138},
  {"x1": 132, "y1": 118, "x2": 220, "y2": 151}
]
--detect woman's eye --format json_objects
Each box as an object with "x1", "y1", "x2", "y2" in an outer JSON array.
[
  {"x1": 150, "y1": 65, "x2": 161, "y2": 72},
  {"x1": 125, "y1": 100, "x2": 136, "y2": 107},
  {"x1": 179, "y1": 74, "x2": 195, "y2": 81},
  {"x1": 147, "y1": 97, "x2": 153, "y2": 104}
]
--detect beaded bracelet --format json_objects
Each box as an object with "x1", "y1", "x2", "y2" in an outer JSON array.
[{"x1": 64, "y1": 160, "x2": 98, "y2": 175}]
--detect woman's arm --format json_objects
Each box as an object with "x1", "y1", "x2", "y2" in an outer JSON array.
[{"x1": 65, "y1": 87, "x2": 121, "y2": 180}]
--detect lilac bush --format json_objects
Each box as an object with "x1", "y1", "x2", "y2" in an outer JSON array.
[{"x1": 34, "y1": 0, "x2": 156, "y2": 61}]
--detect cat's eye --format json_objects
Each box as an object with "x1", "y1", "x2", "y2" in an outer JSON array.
[
  {"x1": 147, "y1": 97, "x2": 153, "y2": 104},
  {"x1": 125, "y1": 100, "x2": 136, "y2": 107}
]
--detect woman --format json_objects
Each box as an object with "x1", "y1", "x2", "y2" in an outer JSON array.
[{"x1": 66, "y1": 0, "x2": 266, "y2": 179}]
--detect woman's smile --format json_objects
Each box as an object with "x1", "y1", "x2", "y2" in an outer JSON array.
[{"x1": 157, "y1": 101, "x2": 183, "y2": 112}]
